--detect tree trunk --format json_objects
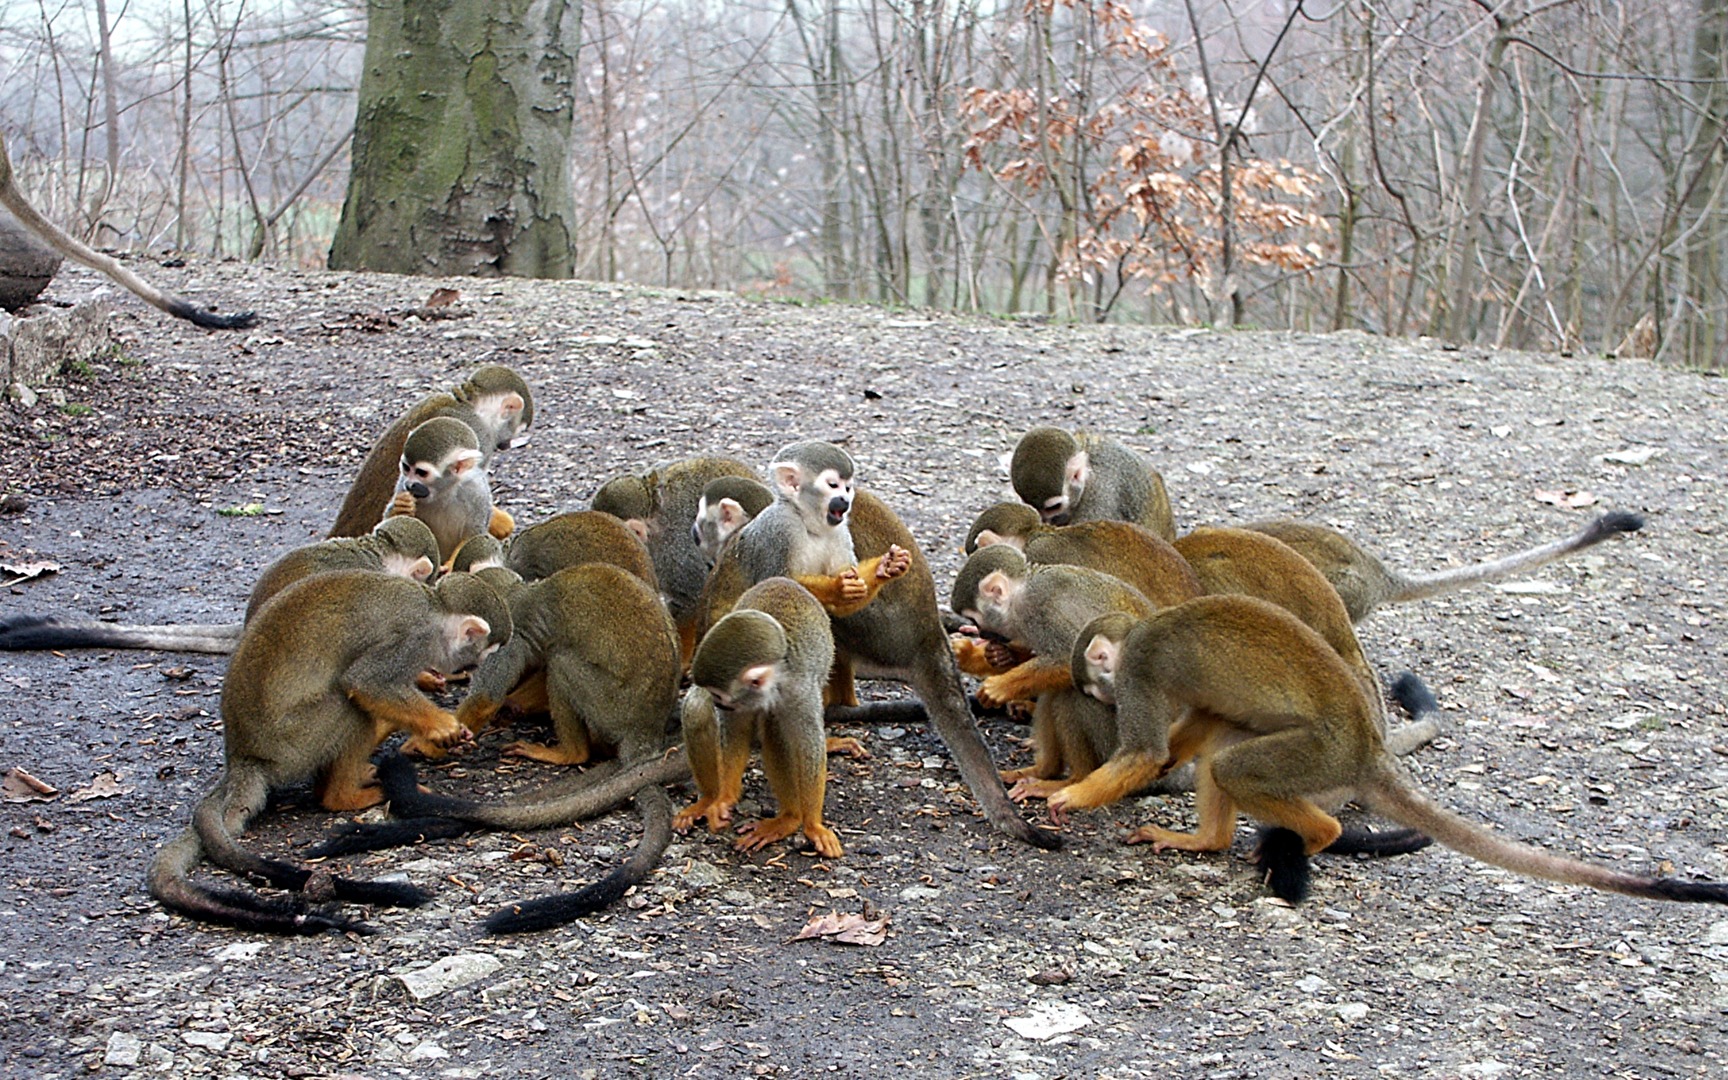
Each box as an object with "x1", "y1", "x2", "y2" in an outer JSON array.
[
  {"x1": 329, "y1": 0, "x2": 577, "y2": 278},
  {"x1": 1679, "y1": 0, "x2": 1728, "y2": 367}
]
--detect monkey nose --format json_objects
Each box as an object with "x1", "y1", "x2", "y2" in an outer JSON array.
[
  {"x1": 407, "y1": 482, "x2": 432, "y2": 499},
  {"x1": 826, "y1": 497, "x2": 850, "y2": 526},
  {"x1": 1046, "y1": 511, "x2": 1071, "y2": 526}
]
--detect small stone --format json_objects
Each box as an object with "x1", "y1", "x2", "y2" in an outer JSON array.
[
  {"x1": 405, "y1": 1041, "x2": 449, "y2": 1061},
  {"x1": 182, "y1": 1030, "x2": 232, "y2": 1052},
  {"x1": 392, "y1": 952, "x2": 504, "y2": 1001},
  {"x1": 103, "y1": 1032, "x2": 142, "y2": 1067}
]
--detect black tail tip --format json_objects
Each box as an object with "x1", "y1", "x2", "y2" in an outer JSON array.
[
  {"x1": 1645, "y1": 877, "x2": 1728, "y2": 904},
  {"x1": 1391, "y1": 671, "x2": 1439, "y2": 718},
  {"x1": 1253, "y1": 827, "x2": 1312, "y2": 904},
  {"x1": 1325, "y1": 826, "x2": 1434, "y2": 858},
  {"x1": 167, "y1": 298, "x2": 259, "y2": 329},
  {"x1": 1594, "y1": 510, "x2": 1645, "y2": 535},
  {"x1": 376, "y1": 752, "x2": 423, "y2": 801},
  {"x1": 306, "y1": 817, "x2": 472, "y2": 857}
]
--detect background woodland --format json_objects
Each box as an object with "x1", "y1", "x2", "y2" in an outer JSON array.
[{"x1": 4, "y1": 0, "x2": 1728, "y2": 366}]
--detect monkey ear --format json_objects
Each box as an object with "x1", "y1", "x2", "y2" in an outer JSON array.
[
  {"x1": 447, "y1": 448, "x2": 484, "y2": 476},
  {"x1": 624, "y1": 518, "x2": 651, "y2": 543},
  {"x1": 978, "y1": 570, "x2": 1008, "y2": 605},
  {"x1": 717, "y1": 498, "x2": 748, "y2": 531},
  {"x1": 770, "y1": 462, "x2": 802, "y2": 497},
  {"x1": 456, "y1": 616, "x2": 491, "y2": 644},
  {"x1": 1065, "y1": 451, "x2": 1090, "y2": 491},
  {"x1": 407, "y1": 556, "x2": 436, "y2": 582},
  {"x1": 741, "y1": 663, "x2": 776, "y2": 692},
  {"x1": 1085, "y1": 634, "x2": 1119, "y2": 677},
  {"x1": 974, "y1": 529, "x2": 1002, "y2": 549},
  {"x1": 497, "y1": 392, "x2": 525, "y2": 420}
]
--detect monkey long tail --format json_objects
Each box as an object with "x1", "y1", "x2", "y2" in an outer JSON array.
[
  {"x1": 1361, "y1": 763, "x2": 1728, "y2": 904},
  {"x1": 0, "y1": 134, "x2": 257, "y2": 329},
  {"x1": 1385, "y1": 511, "x2": 1643, "y2": 605},
  {"x1": 190, "y1": 772, "x2": 430, "y2": 909},
  {"x1": 145, "y1": 827, "x2": 374, "y2": 935},
  {"x1": 484, "y1": 785, "x2": 674, "y2": 935},
  {"x1": 0, "y1": 615, "x2": 241, "y2": 654}
]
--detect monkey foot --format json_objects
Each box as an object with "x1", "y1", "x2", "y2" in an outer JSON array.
[
  {"x1": 415, "y1": 670, "x2": 448, "y2": 693},
  {"x1": 399, "y1": 735, "x2": 450, "y2": 760},
  {"x1": 502, "y1": 740, "x2": 591, "y2": 766},
  {"x1": 1124, "y1": 824, "x2": 1224, "y2": 853},
  {"x1": 825, "y1": 736, "x2": 869, "y2": 759},
  {"x1": 803, "y1": 822, "x2": 844, "y2": 858},
  {"x1": 1007, "y1": 777, "x2": 1066, "y2": 803},
  {"x1": 734, "y1": 814, "x2": 801, "y2": 853},
  {"x1": 673, "y1": 800, "x2": 714, "y2": 833}
]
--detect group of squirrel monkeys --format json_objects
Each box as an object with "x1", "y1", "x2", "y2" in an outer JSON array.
[{"x1": 6, "y1": 362, "x2": 1720, "y2": 938}]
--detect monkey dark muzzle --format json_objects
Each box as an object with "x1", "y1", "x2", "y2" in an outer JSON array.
[
  {"x1": 407, "y1": 481, "x2": 432, "y2": 499},
  {"x1": 826, "y1": 497, "x2": 850, "y2": 527}
]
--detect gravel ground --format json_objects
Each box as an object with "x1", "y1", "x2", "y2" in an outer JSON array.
[{"x1": 1, "y1": 258, "x2": 1725, "y2": 1079}]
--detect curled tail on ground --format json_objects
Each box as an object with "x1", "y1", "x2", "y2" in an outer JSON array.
[
  {"x1": 483, "y1": 786, "x2": 674, "y2": 934},
  {"x1": 147, "y1": 771, "x2": 431, "y2": 935},
  {"x1": 0, "y1": 614, "x2": 241, "y2": 654}
]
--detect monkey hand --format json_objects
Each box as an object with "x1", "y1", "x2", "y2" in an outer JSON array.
[
  {"x1": 387, "y1": 490, "x2": 418, "y2": 518},
  {"x1": 416, "y1": 669, "x2": 448, "y2": 694},
  {"x1": 1008, "y1": 777, "x2": 1065, "y2": 803},
  {"x1": 418, "y1": 710, "x2": 474, "y2": 750},
  {"x1": 875, "y1": 544, "x2": 911, "y2": 581},
  {"x1": 975, "y1": 674, "x2": 1015, "y2": 710},
  {"x1": 673, "y1": 800, "x2": 711, "y2": 833},
  {"x1": 835, "y1": 568, "x2": 869, "y2": 603},
  {"x1": 951, "y1": 635, "x2": 1000, "y2": 678},
  {"x1": 982, "y1": 640, "x2": 1020, "y2": 671}
]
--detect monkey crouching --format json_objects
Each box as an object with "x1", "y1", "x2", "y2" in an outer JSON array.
[
  {"x1": 1061, "y1": 595, "x2": 1728, "y2": 910},
  {"x1": 147, "y1": 571, "x2": 511, "y2": 934}
]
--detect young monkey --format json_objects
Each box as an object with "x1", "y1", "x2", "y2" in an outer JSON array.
[
  {"x1": 692, "y1": 475, "x2": 775, "y2": 568},
  {"x1": 146, "y1": 571, "x2": 511, "y2": 934},
  {"x1": 386, "y1": 416, "x2": 511, "y2": 565},
  {"x1": 1061, "y1": 595, "x2": 1728, "y2": 908},
  {"x1": 1009, "y1": 426, "x2": 1176, "y2": 541},
  {"x1": 329, "y1": 364, "x2": 533, "y2": 539},
  {"x1": 676, "y1": 577, "x2": 842, "y2": 857}
]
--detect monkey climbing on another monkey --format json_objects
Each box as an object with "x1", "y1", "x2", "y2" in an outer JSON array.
[
  {"x1": 146, "y1": 570, "x2": 511, "y2": 934},
  {"x1": 1059, "y1": 594, "x2": 1728, "y2": 909},
  {"x1": 329, "y1": 364, "x2": 532, "y2": 540},
  {"x1": 0, "y1": 516, "x2": 443, "y2": 655},
  {"x1": 676, "y1": 578, "x2": 844, "y2": 857}
]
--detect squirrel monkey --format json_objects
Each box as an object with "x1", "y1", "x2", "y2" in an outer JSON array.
[
  {"x1": 676, "y1": 578, "x2": 843, "y2": 857},
  {"x1": 385, "y1": 416, "x2": 511, "y2": 565},
  {"x1": 1009, "y1": 426, "x2": 1176, "y2": 541},
  {"x1": 1246, "y1": 512, "x2": 1645, "y2": 623},
  {"x1": 693, "y1": 475, "x2": 775, "y2": 568},
  {"x1": 0, "y1": 516, "x2": 442, "y2": 655},
  {"x1": 949, "y1": 545, "x2": 1163, "y2": 799},
  {"x1": 450, "y1": 510, "x2": 657, "y2": 587},
  {"x1": 1060, "y1": 595, "x2": 1728, "y2": 909},
  {"x1": 145, "y1": 570, "x2": 511, "y2": 934},
  {"x1": 591, "y1": 456, "x2": 758, "y2": 662},
  {"x1": 697, "y1": 460, "x2": 1060, "y2": 850},
  {"x1": 329, "y1": 364, "x2": 533, "y2": 540},
  {"x1": 321, "y1": 563, "x2": 683, "y2": 934},
  {"x1": 0, "y1": 132, "x2": 255, "y2": 328}
]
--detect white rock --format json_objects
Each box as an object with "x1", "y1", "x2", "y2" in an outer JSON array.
[
  {"x1": 405, "y1": 1040, "x2": 450, "y2": 1061},
  {"x1": 211, "y1": 942, "x2": 266, "y2": 963},
  {"x1": 103, "y1": 1031, "x2": 142, "y2": 1067},
  {"x1": 392, "y1": 952, "x2": 504, "y2": 1001},
  {"x1": 1003, "y1": 1003, "x2": 1092, "y2": 1041},
  {"x1": 182, "y1": 1030, "x2": 232, "y2": 1052}
]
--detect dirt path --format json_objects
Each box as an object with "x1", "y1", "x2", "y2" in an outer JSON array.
[{"x1": 1, "y1": 260, "x2": 1725, "y2": 1078}]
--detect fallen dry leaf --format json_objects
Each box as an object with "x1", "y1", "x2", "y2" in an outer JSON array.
[
  {"x1": 68, "y1": 771, "x2": 132, "y2": 802},
  {"x1": 1533, "y1": 488, "x2": 1597, "y2": 509},
  {"x1": 424, "y1": 287, "x2": 461, "y2": 308},
  {"x1": 789, "y1": 910, "x2": 889, "y2": 946},
  {"x1": 2, "y1": 767, "x2": 59, "y2": 803},
  {"x1": 0, "y1": 560, "x2": 61, "y2": 586}
]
